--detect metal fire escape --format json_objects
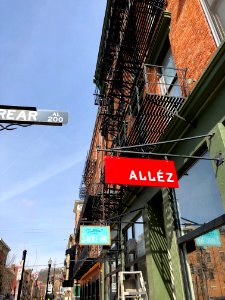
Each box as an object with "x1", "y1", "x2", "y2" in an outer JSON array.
[
  {"x1": 92, "y1": 0, "x2": 169, "y2": 261},
  {"x1": 76, "y1": 0, "x2": 189, "y2": 278}
]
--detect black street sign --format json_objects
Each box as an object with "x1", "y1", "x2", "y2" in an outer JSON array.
[{"x1": 0, "y1": 105, "x2": 68, "y2": 126}]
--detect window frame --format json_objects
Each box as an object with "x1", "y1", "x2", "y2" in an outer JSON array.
[
  {"x1": 173, "y1": 144, "x2": 225, "y2": 299},
  {"x1": 200, "y1": 0, "x2": 225, "y2": 46},
  {"x1": 157, "y1": 48, "x2": 179, "y2": 96},
  {"x1": 124, "y1": 215, "x2": 146, "y2": 263}
]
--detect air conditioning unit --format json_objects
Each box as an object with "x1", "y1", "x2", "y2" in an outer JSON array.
[{"x1": 126, "y1": 238, "x2": 137, "y2": 254}]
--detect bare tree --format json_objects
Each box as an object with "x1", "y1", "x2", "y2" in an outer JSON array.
[{"x1": 0, "y1": 263, "x2": 15, "y2": 296}]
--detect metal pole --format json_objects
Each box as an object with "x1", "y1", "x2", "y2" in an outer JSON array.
[
  {"x1": 17, "y1": 250, "x2": 27, "y2": 300},
  {"x1": 97, "y1": 133, "x2": 214, "y2": 151},
  {"x1": 99, "y1": 148, "x2": 220, "y2": 162},
  {"x1": 45, "y1": 263, "x2": 51, "y2": 300},
  {"x1": 53, "y1": 264, "x2": 56, "y2": 297}
]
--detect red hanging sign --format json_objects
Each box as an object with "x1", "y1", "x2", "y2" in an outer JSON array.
[{"x1": 105, "y1": 156, "x2": 179, "y2": 188}]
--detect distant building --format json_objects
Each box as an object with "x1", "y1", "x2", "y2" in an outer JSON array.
[
  {"x1": 0, "y1": 238, "x2": 11, "y2": 297},
  {"x1": 63, "y1": 232, "x2": 76, "y2": 298},
  {"x1": 73, "y1": 200, "x2": 84, "y2": 235}
]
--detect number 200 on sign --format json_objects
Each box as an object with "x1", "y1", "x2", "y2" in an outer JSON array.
[{"x1": 48, "y1": 113, "x2": 63, "y2": 123}]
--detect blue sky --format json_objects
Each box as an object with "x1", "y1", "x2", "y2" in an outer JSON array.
[{"x1": 0, "y1": 0, "x2": 106, "y2": 271}]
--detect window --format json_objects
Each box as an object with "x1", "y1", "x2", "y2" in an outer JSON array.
[
  {"x1": 201, "y1": 0, "x2": 225, "y2": 46},
  {"x1": 220, "y1": 251, "x2": 225, "y2": 262},
  {"x1": 175, "y1": 152, "x2": 224, "y2": 229},
  {"x1": 125, "y1": 216, "x2": 146, "y2": 259},
  {"x1": 206, "y1": 252, "x2": 211, "y2": 262},
  {"x1": 134, "y1": 216, "x2": 146, "y2": 258},
  {"x1": 124, "y1": 215, "x2": 148, "y2": 293},
  {"x1": 127, "y1": 227, "x2": 133, "y2": 240},
  {"x1": 196, "y1": 252, "x2": 201, "y2": 263},
  {"x1": 182, "y1": 225, "x2": 225, "y2": 299},
  {"x1": 208, "y1": 268, "x2": 215, "y2": 280},
  {"x1": 190, "y1": 263, "x2": 195, "y2": 274},
  {"x1": 157, "y1": 48, "x2": 182, "y2": 97}
]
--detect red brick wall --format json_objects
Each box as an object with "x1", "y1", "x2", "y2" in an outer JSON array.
[{"x1": 167, "y1": 0, "x2": 216, "y2": 88}]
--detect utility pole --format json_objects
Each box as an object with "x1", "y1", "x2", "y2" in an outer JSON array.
[{"x1": 16, "y1": 250, "x2": 27, "y2": 300}]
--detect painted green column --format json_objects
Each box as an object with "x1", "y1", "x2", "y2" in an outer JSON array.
[
  {"x1": 162, "y1": 188, "x2": 186, "y2": 300},
  {"x1": 144, "y1": 194, "x2": 178, "y2": 300},
  {"x1": 207, "y1": 122, "x2": 225, "y2": 208},
  {"x1": 144, "y1": 190, "x2": 185, "y2": 300}
]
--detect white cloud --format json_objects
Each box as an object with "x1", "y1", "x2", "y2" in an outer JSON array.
[{"x1": 0, "y1": 151, "x2": 85, "y2": 203}]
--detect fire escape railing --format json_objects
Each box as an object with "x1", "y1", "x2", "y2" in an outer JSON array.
[
  {"x1": 76, "y1": 0, "x2": 168, "y2": 270},
  {"x1": 125, "y1": 64, "x2": 188, "y2": 147},
  {"x1": 91, "y1": 0, "x2": 168, "y2": 256},
  {"x1": 143, "y1": 64, "x2": 188, "y2": 97},
  {"x1": 95, "y1": 0, "x2": 166, "y2": 146}
]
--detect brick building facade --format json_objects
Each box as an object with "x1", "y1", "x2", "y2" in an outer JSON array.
[
  {"x1": 0, "y1": 238, "x2": 11, "y2": 297},
  {"x1": 73, "y1": 1, "x2": 225, "y2": 299}
]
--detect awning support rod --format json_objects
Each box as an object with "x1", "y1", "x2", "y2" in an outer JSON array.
[
  {"x1": 97, "y1": 133, "x2": 214, "y2": 151},
  {"x1": 100, "y1": 149, "x2": 220, "y2": 162},
  {"x1": 97, "y1": 133, "x2": 224, "y2": 165}
]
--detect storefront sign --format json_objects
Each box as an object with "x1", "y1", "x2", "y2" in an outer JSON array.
[
  {"x1": 79, "y1": 226, "x2": 111, "y2": 245},
  {"x1": 195, "y1": 229, "x2": 221, "y2": 247},
  {"x1": 0, "y1": 107, "x2": 68, "y2": 125},
  {"x1": 105, "y1": 156, "x2": 178, "y2": 188}
]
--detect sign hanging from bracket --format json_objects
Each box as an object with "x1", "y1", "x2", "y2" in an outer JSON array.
[
  {"x1": 79, "y1": 225, "x2": 111, "y2": 246},
  {"x1": 0, "y1": 105, "x2": 68, "y2": 126},
  {"x1": 105, "y1": 156, "x2": 179, "y2": 188}
]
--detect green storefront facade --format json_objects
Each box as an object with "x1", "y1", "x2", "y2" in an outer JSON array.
[{"x1": 103, "y1": 41, "x2": 225, "y2": 299}]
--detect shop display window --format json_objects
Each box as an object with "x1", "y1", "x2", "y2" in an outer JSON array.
[
  {"x1": 176, "y1": 152, "x2": 224, "y2": 230},
  {"x1": 185, "y1": 226, "x2": 225, "y2": 299}
]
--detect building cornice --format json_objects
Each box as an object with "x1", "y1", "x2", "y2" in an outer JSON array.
[{"x1": 0, "y1": 238, "x2": 11, "y2": 253}]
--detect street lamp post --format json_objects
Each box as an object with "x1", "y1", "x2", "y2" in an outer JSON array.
[{"x1": 45, "y1": 258, "x2": 52, "y2": 300}]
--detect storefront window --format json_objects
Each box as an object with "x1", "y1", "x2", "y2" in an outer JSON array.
[
  {"x1": 176, "y1": 152, "x2": 225, "y2": 298},
  {"x1": 175, "y1": 152, "x2": 224, "y2": 230},
  {"x1": 123, "y1": 215, "x2": 148, "y2": 293},
  {"x1": 134, "y1": 216, "x2": 146, "y2": 258},
  {"x1": 125, "y1": 215, "x2": 146, "y2": 259},
  {"x1": 186, "y1": 226, "x2": 225, "y2": 299},
  {"x1": 127, "y1": 227, "x2": 133, "y2": 240}
]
